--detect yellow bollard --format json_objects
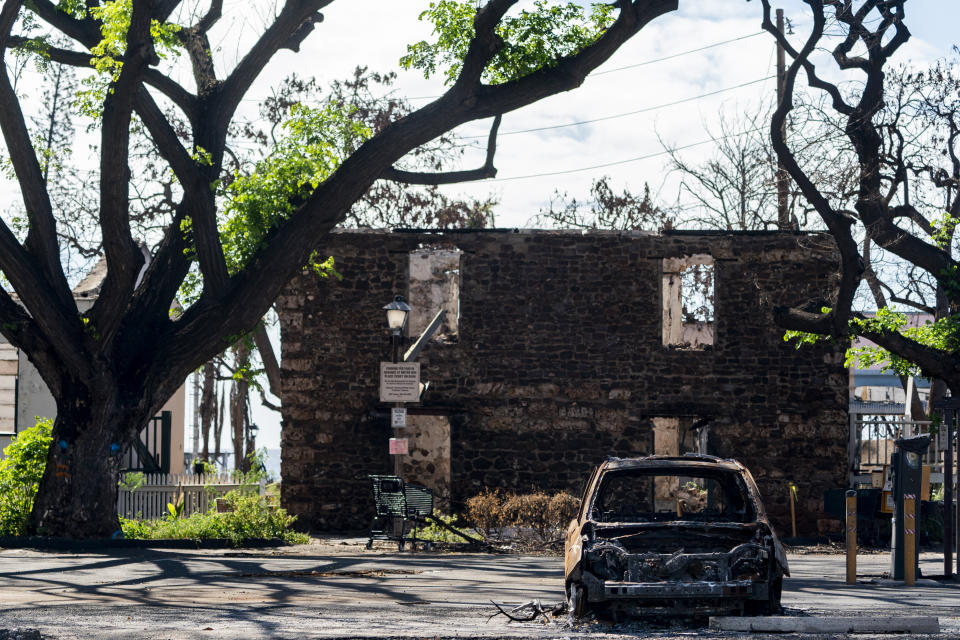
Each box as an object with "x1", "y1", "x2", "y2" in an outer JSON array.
[
  {"x1": 846, "y1": 489, "x2": 857, "y2": 585},
  {"x1": 904, "y1": 493, "x2": 916, "y2": 586}
]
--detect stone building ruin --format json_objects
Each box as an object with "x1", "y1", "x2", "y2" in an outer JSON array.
[{"x1": 278, "y1": 229, "x2": 849, "y2": 535}]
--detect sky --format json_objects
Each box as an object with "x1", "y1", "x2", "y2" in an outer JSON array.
[
  {"x1": 246, "y1": 0, "x2": 952, "y2": 229},
  {"x1": 0, "y1": 1, "x2": 954, "y2": 453}
]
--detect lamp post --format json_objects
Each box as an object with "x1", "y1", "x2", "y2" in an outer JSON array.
[
  {"x1": 383, "y1": 295, "x2": 411, "y2": 482},
  {"x1": 383, "y1": 295, "x2": 411, "y2": 364}
]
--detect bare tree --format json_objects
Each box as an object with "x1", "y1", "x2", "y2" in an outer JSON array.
[
  {"x1": 532, "y1": 176, "x2": 672, "y2": 231},
  {"x1": 763, "y1": 2, "x2": 960, "y2": 395},
  {"x1": 662, "y1": 107, "x2": 782, "y2": 230}
]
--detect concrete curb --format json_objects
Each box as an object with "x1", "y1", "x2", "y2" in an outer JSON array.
[{"x1": 709, "y1": 616, "x2": 940, "y2": 634}]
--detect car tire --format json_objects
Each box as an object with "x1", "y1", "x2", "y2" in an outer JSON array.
[
  {"x1": 745, "y1": 577, "x2": 782, "y2": 616},
  {"x1": 567, "y1": 581, "x2": 588, "y2": 619}
]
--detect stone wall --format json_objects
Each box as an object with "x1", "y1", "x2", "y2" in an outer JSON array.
[{"x1": 278, "y1": 230, "x2": 849, "y2": 534}]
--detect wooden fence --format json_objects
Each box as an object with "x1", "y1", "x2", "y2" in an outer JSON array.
[{"x1": 117, "y1": 472, "x2": 265, "y2": 520}]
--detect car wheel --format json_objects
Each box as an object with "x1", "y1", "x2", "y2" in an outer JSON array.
[
  {"x1": 567, "y1": 581, "x2": 588, "y2": 619},
  {"x1": 745, "y1": 577, "x2": 782, "y2": 616}
]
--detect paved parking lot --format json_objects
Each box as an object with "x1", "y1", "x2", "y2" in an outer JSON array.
[{"x1": 0, "y1": 541, "x2": 956, "y2": 639}]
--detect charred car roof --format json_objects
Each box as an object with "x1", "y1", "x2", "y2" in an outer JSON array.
[{"x1": 600, "y1": 454, "x2": 746, "y2": 472}]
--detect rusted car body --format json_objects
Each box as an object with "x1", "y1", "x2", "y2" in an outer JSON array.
[{"x1": 564, "y1": 454, "x2": 789, "y2": 618}]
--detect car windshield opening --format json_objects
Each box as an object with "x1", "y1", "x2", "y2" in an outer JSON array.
[{"x1": 593, "y1": 470, "x2": 754, "y2": 523}]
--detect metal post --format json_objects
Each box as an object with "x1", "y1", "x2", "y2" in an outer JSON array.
[
  {"x1": 846, "y1": 490, "x2": 857, "y2": 585},
  {"x1": 904, "y1": 494, "x2": 916, "y2": 586},
  {"x1": 392, "y1": 332, "x2": 402, "y2": 479},
  {"x1": 947, "y1": 409, "x2": 955, "y2": 579},
  {"x1": 848, "y1": 412, "x2": 860, "y2": 487}
]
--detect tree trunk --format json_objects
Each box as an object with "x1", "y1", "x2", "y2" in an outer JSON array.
[
  {"x1": 199, "y1": 361, "x2": 215, "y2": 460},
  {"x1": 214, "y1": 387, "x2": 224, "y2": 461},
  {"x1": 29, "y1": 387, "x2": 148, "y2": 538},
  {"x1": 230, "y1": 381, "x2": 244, "y2": 471},
  {"x1": 230, "y1": 341, "x2": 250, "y2": 472}
]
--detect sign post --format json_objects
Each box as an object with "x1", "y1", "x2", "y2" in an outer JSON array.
[
  {"x1": 380, "y1": 362, "x2": 419, "y2": 477},
  {"x1": 379, "y1": 363, "x2": 421, "y2": 403}
]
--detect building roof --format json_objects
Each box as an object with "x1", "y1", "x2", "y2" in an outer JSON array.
[{"x1": 849, "y1": 399, "x2": 906, "y2": 415}]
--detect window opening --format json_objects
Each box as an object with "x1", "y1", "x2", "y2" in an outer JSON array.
[
  {"x1": 0, "y1": 340, "x2": 17, "y2": 434},
  {"x1": 408, "y1": 245, "x2": 462, "y2": 342},
  {"x1": 662, "y1": 254, "x2": 714, "y2": 349}
]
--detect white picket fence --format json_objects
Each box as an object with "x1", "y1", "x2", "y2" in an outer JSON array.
[{"x1": 117, "y1": 472, "x2": 265, "y2": 520}]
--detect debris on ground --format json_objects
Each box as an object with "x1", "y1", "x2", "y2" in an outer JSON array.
[{"x1": 488, "y1": 600, "x2": 565, "y2": 624}]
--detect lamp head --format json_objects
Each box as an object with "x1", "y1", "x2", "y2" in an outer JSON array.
[{"x1": 383, "y1": 295, "x2": 411, "y2": 332}]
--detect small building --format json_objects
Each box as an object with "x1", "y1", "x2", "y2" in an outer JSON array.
[{"x1": 278, "y1": 229, "x2": 849, "y2": 535}]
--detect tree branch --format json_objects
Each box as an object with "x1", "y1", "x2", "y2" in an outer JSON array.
[
  {"x1": 92, "y1": 0, "x2": 159, "y2": 341},
  {"x1": 760, "y1": 1, "x2": 853, "y2": 116},
  {"x1": 0, "y1": 1, "x2": 74, "y2": 309},
  {"x1": 133, "y1": 86, "x2": 195, "y2": 182},
  {"x1": 458, "y1": 0, "x2": 678, "y2": 119},
  {"x1": 25, "y1": 0, "x2": 101, "y2": 47},
  {"x1": 761, "y1": 0, "x2": 861, "y2": 334},
  {"x1": 858, "y1": 323, "x2": 960, "y2": 382},
  {"x1": 197, "y1": 0, "x2": 223, "y2": 33},
  {"x1": 5, "y1": 38, "x2": 197, "y2": 118},
  {"x1": 0, "y1": 287, "x2": 64, "y2": 397},
  {"x1": 216, "y1": 0, "x2": 331, "y2": 140},
  {"x1": 455, "y1": 0, "x2": 515, "y2": 89},
  {"x1": 382, "y1": 114, "x2": 501, "y2": 184},
  {"x1": 0, "y1": 222, "x2": 90, "y2": 380},
  {"x1": 252, "y1": 321, "x2": 281, "y2": 400}
]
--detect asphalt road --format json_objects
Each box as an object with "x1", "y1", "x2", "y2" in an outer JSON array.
[{"x1": 0, "y1": 540, "x2": 957, "y2": 639}]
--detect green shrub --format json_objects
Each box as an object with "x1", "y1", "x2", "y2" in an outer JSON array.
[
  {"x1": 0, "y1": 419, "x2": 53, "y2": 536},
  {"x1": 120, "y1": 490, "x2": 309, "y2": 546}
]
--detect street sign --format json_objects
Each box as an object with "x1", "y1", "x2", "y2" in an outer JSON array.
[
  {"x1": 379, "y1": 362, "x2": 420, "y2": 402},
  {"x1": 389, "y1": 438, "x2": 409, "y2": 455},
  {"x1": 391, "y1": 407, "x2": 407, "y2": 428}
]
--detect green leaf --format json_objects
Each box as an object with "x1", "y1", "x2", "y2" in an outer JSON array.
[{"x1": 401, "y1": 1, "x2": 616, "y2": 85}]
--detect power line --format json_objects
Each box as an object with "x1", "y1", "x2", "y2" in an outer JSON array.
[
  {"x1": 590, "y1": 32, "x2": 766, "y2": 76},
  {"x1": 463, "y1": 76, "x2": 774, "y2": 138},
  {"x1": 488, "y1": 127, "x2": 765, "y2": 182},
  {"x1": 407, "y1": 31, "x2": 768, "y2": 101}
]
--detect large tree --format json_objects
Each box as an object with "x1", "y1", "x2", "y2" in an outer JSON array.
[
  {"x1": 765, "y1": 2, "x2": 960, "y2": 394},
  {"x1": 0, "y1": 0, "x2": 678, "y2": 537}
]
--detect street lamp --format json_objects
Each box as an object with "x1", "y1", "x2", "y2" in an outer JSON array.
[
  {"x1": 383, "y1": 295, "x2": 412, "y2": 502},
  {"x1": 383, "y1": 295, "x2": 411, "y2": 363}
]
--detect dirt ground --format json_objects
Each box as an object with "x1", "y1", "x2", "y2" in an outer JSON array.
[{"x1": 0, "y1": 537, "x2": 957, "y2": 639}]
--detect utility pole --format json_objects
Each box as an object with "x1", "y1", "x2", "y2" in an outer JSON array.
[{"x1": 776, "y1": 8, "x2": 791, "y2": 230}]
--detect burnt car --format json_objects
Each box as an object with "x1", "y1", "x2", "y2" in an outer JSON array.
[{"x1": 564, "y1": 454, "x2": 788, "y2": 618}]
